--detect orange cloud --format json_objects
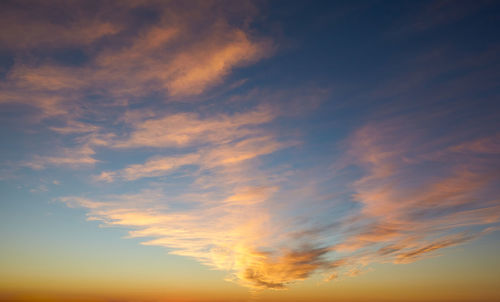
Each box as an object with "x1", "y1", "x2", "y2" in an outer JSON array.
[
  {"x1": 165, "y1": 29, "x2": 270, "y2": 96},
  {"x1": 0, "y1": 1, "x2": 273, "y2": 121},
  {"x1": 110, "y1": 153, "x2": 200, "y2": 181},
  {"x1": 23, "y1": 145, "x2": 99, "y2": 170},
  {"x1": 61, "y1": 187, "x2": 343, "y2": 289},
  {"x1": 92, "y1": 104, "x2": 284, "y2": 183},
  {"x1": 449, "y1": 133, "x2": 500, "y2": 154},
  {"x1": 53, "y1": 115, "x2": 499, "y2": 291},
  {"x1": 59, "y1": 110, "x2": 336, "y2": 290},
  {"x1": 0, "y1": 7, "x2": 120, "y2": 50},
  {"x1": 113, "y1": 106, "x2": 275, "y2": 149},
  {"x1": 394, "y1": 234, "x2": 473, "y2": 264},
  {"x1": 338, "y1": 120, "x2": 500, "y2": 266},
  {"x1": 224, "y1": 186, "x2": 279, "y2": 206}
]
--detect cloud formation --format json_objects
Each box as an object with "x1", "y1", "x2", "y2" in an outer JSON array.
[
  {"x1": 113, "y1": 105, "x2": 275, "y2": 149},
  {"x1": 61, "y1": 113, "x2": 500, "y2": 290},
  {"x1": 1, "y1": 0, "x2": 499, "y2": 294},
  {"x1": 0, "y1": 0, "x2": 272, "y2": 120},
  {"x1": 337, "y1": 119, "x2": 500, "y2": 263}
]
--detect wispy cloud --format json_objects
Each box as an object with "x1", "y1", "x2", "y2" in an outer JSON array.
[
  {"x1": 60, "y1": 187, "x2": 342, "y2": 289},
  {"x1": 97, "y1": 135, "x2": 287, "y2": 182},
  {"x1": 336, "y1": 118, "x2": 500, "y2": 263},
  {"x1": 0, "y1": 0, "x2": 273, "y2": 121},
  {"x1": 64, "y1": 113, "x2": 500, "y2": 290},
  {"x1": 112, "y1": 105, "x2": 275, "y2": 149},
  {"x1": 22, "y1": 145, "x2": 99, "y2": 170},
  {"x1": 0, "y1": 1, "x2": 120, "y2": 50}
]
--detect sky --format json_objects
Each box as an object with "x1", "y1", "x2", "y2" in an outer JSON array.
[{"x1": 0, "y1": 0, "x2": 499, "y2": 301}]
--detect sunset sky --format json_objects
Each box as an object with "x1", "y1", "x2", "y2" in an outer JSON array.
[{"x1": 1, "y1": 1, "x2": 499, "y2": 301}]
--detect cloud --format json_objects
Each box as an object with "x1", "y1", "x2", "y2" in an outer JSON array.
[
  {"x1": 99, "y1": 153, "x2": 200, "y2": 182},
  {"x1": 22, "y1": 145, "x2": 99, "y2": 170},
  {"x1": 53, "y1": 111, "x2": 500, "y2": 291},
  {"x1": 338, "y1": 119, "x2": 500, "y2": 263},
  {"x1": 1, "y1": 1, "x2": 276, "y2": 174},
  {"x1": 394, "y1": 233, "x2": 475, "y2": 264},
  {"x1": 224, "y1": 186, "x2": 278, "y2": 206},
  {"x1": 4, "y1": 0, "x2": 498, "y2": 293},
  {"x1": 19, "y1": 131, "x2": 115, "y2": 170},
  {"x1": 202, "y1": 135, "x2": 287, "y2": 168},
  {"x1": 112, "y1": 106, "x2": 275, "y2": 149},
  {"x1": 60, "y1": 188, "x2": 341, "y2": 290},
  {"x1": 0, "y1": 2, "x2": 120, "y2": 50},
  {"x1": 97, "y1": 135, "x2": 285, "y2": 182},
  {"x1": 93, "y1": 104, "x2": 285, "y2": 183},
  {"x1": 449, "y1": 134, "x2": 500, "y2": 154},
  {"x1": 165, "y1": 28, "x2": 270, "y2": 96},
  {"x1": 237, "y1": 246, "x2": 334, "y2": 289},
  {"x1": 0, "y1": 0, "x2": 273, "y2": 122},
  {"x1": 61, "y1": 116, "x2": 500, "y2": 290},
  {"x1": 49, "y1": 121, "x2": 101, "y2": 134},
  {"x1": 58, "y1": 97, "x2": 339, "y2": 289}
]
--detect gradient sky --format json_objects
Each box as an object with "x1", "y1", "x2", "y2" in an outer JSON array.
[{"x1": 1, "y1": 1, "x2": 500, "y2": 301}]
